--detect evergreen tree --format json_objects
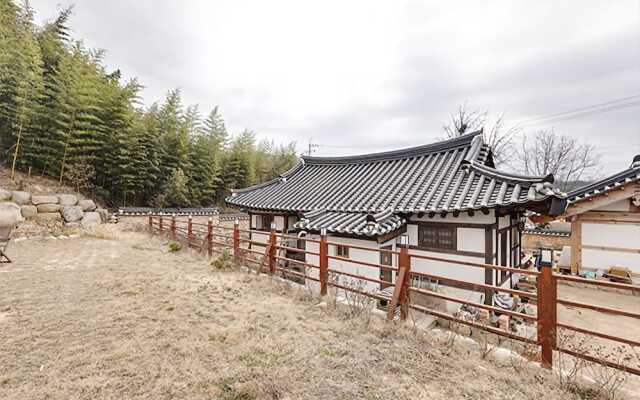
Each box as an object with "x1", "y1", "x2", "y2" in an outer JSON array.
[
  {"x1": 0, "y1": 0, "x2": 298, "y2": 207},
  {"x1": 0, "y1": 0, "x2": 44, "y2": 177}
]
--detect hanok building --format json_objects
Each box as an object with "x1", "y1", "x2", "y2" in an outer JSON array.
[
  {"x1": 534, "y1": 155, "x2": 640, "y2": 280},
  {"x1": 227, "y1": 131, "x2": 566, "y2": 308}
]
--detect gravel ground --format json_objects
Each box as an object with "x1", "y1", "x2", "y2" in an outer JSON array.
[{"x1": 0, "y1": 228, "x2": 616, "y2": 400}]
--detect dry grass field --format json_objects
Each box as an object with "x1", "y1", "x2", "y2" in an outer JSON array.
[{"x1": 0, "y1": 227, "x2": 631, "y2": 400}]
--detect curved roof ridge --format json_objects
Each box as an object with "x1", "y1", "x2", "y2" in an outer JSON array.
[
  {"x1": 231, "y1": 159, "x2": 305, "y2": 195},
  {"x1": 466, "y1": 161, "x2": 554, "y2": 184},
  {"x1": 566, "y1": 157, "x2": 640, "y2": 202},
  {"x1": 301, "y1": 130, "x2": 483, "y2": 165}
]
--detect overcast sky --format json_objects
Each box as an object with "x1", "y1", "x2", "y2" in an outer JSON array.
[{"x1": 30, "y1": 1, "x2": 640, "y2": 175}]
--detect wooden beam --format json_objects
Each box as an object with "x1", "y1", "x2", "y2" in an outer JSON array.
[
  {"x1": 564, "y1": 184, "x2": 639, "y2": 218},
  {"x1": 570, "y1": 220, "x2": 581, "y2": 275},
  {"x1": 576, "y1": 210, "x2": 640, "y2": 224},
  {"x1": 582, "y1": 244, "x2": 640, "y2": 254}
]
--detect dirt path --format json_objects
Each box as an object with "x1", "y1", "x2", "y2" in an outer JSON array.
[{"x1": 0, "y1": 230, "x2": 598, "y2": 399}]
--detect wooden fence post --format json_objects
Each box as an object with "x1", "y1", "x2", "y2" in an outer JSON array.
[
  {"x1": 207, "y1": 217, "x2": 213, "y2": 257},
  {"x1": 268, "y1": 222, "x2": 276, "y2": 274},
  {"x1": 171, "y1": 214, "x2": 176, "y2": 240},
  {"x1": 537, "y1": 264, "x2": 557, "y2": 369},
  {"x1": 187, "y1": 215, "x2": 193, "y2": 244},
  {"x1": 159, "y1": 215, "x2": 163, "y2": 232},
  {"x1": 148, "y1": 213, "x2": 153, "y2": 231},
  {"x1": 399, "y1": 242, "x2": 411, "y2": 320},
  {"x1": 387, "y1": 234, "x2": 410, "y2": 321},
  {"x1": 319, "y1": 229, "x2": 328, "y2": 296},
  {"x1": 233, "y1": 219, "x2": 240, "y2": 265}
]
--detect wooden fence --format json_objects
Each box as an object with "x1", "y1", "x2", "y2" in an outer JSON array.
[{"x1": 148, "y1": 215, "x2": 640, "y2": 376}]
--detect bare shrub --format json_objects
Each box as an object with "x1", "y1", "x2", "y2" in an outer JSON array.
[
  {"x1": 342, "y1": 278, "x2": 374, "y2": 319},
  {"x1": 438, "y1": 320, "x2": 460, "y2": 356},
  {"x1": 582, "y1": 343, "x2": 633, "y2": 400},
  {"x1": 507, "y1": 334, "x2": 539, "y2": 373},
  {"x1": 212, "y1": 249, "x2": 234, "y2": 271},
  {"x1": 475, "y1": 328, "x2": 495, "y2": 360},
  {"x1": 555, "y1": 329, "x2": 635, "y2": 400}
]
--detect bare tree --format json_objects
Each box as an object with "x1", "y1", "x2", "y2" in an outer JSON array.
[
  {"x1": 516, "y1": 129, "x2": 600, "y2": 191},
  {"x1": 443, "y1": 103, "x2": 487, "y2": 138},
  {"x1": 443, "y1": 103, "x2": 518, "y2": 166}
]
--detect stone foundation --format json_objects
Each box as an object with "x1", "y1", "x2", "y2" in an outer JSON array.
[{"x1": 3, "y1": 189, "x2": 109, "y2": 227}]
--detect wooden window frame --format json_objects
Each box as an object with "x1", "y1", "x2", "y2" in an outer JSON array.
[
  {"x1": 335, "y1": 245, "x2": 350, "y2": 258},
  {"x1": 416, "y1": 222, "x2": 457, "y2": 251},
  {"x1": 254, "y1": 214, "x2": 274, "y2": 231}
]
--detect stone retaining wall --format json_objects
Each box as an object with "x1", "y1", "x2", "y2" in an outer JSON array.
[{"x1": 0, "y1": 188, "x2": 108, "y2": 227}]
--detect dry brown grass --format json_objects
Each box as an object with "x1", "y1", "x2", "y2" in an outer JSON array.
[{"x1": 0, "y1": 232, "x2": 598, "y2": 399}]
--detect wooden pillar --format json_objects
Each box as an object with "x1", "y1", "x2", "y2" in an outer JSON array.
[
  {"x1": 187, "y1": 215, "x2": 193, "y2": 243},
  {"x1": 319, "y1": 229, "x2": 328, "y2": 296},
  {"x1": 207, "y1": 217, "x2": 213, "y2": 257},
  {"x1": 484, "y1": 226, "x2": 494, "y2": 305},
  {"x1": 148, "y1": 213, "x2": 153, "y2": 231},
  {"x1": 159, "y1": 216, "x2": 163, "y2": 232},
  {"x1": 387, "y1": 234, "x2": 410, "y2": 321},
  {"x1": 268, "y1": 223, "x2": 277, "y2": 274},
  {"x1": 399, "y1": 243, "x2": 411, "y2": 320},
  {"x1": 233, "y1": 219, "x2": 240, "y2": 265},
  {"x1": 170, "y1": 215, "x2": 176, "y2": 240},
  {"x1": 537, "y1": 264, "x2": 557, "y2": 369},
  {"x1": 570, "y1": 219, "x2": 582, "y2": 275}
]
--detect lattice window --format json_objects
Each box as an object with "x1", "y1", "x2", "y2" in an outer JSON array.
[
  {"x1": 335, "y1": 245, "x2": 350, "y2": 258},
  {"x1": 417, "y1": 224, "x2": 457, "y2": 250}
]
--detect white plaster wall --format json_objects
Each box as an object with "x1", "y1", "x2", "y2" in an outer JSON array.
[
  {"x1": 274, "y1": 215, "x2": 285, "y2": 231},
  {"x1": 250, "y1": 230, "x2": 270, "y2": 245},
  {"x1": 406, "y1": 224, "x2": 419, "y2": 246},
  {"x1": 582, "y1": 248, "x2": 640, "y2": 274},
  {"x1": 498, "y1": 215, "x2": 510, "y2": 229},
  {"x1": 580, "y1": 218, "x2": 640, "y2": 274},
  {"x1": 325, "y1": 237, "x2": 384, "y2": 292},
  {"x1": 582, "y1": 222, "x2": 640, "y2": 249},
  {"x1": 595, "y1": 199, "x2": 631, "y2": 212},
  {"x1": 410, "y1": 249, "x2": 486, "y2": 312},
  {"x1": 457, "y1": 228, "x2": 485, "y2": 253},
  {"x1": 304, "y1": 237, "x2": 320, "y2": 281}
]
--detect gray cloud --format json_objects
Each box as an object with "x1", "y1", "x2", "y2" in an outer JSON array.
[{"x1": 30, "y1": 0, "x2": 640, "y2": 174}]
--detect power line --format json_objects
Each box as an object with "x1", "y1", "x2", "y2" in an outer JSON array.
[
  {"x1": 307, "y1": 94, "x2": 640, "y2": 153},
  {"x1": 515, "y1": 94, "x2": 640, "y2": 128},
  {"x1": 518, "y1": 93, "x2": 640, "y2": 124}
]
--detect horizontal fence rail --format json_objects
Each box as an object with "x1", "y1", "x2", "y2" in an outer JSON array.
[{"x1": 147, "y1": 215, "x2": 640, "y2": 377}]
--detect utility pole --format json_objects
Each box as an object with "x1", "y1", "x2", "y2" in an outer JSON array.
[{"x1": 307, "y1": 138, "x2": 320, "y2": 156}]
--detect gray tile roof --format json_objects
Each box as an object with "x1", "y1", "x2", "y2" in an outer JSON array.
[
  {"x1": 227, "y1": 131, "x2": 565, "y2": 220},
  {"x1": 523, "y1": 228, "x2": 571, "y2": 238},
  {"x1": 294, "y1": 210, "x2": 405, "y2": 236},
  {"x1": 566, "y1": 155, "x2": 640, "y2": 204}
]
